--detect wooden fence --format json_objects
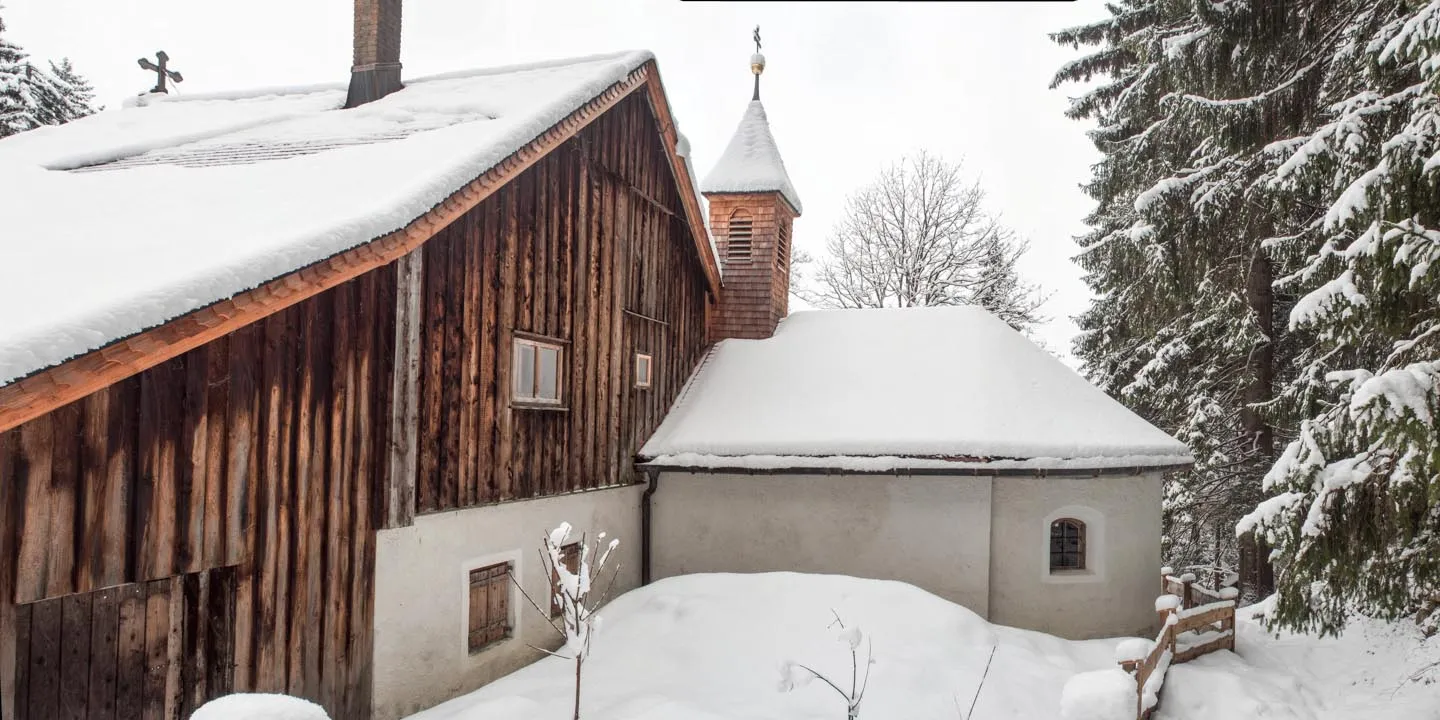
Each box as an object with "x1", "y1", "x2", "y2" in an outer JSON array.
[{"x1": 1119, "y1": 569, "x2": 1238, "y2": 719}]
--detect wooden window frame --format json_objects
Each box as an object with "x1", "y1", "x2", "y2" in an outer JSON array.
[
  {"x1": 512, "y1": 335, "x2": 565, "y2": 407},
  {"x1": 1049, "y1": 518, "x2": 1087, "y2": 572},
  {"x1": 635, "y1": 352, "x2": 653, "y2": 389},
  {"x1": 549, "y1": 542, "x2": 582, "y2": 618},
  {"x1": 727, "y1": 209, "x2": 753, "y2": 263},
  {"x1": 468, "y1": 561, "x2": 513, "y2": 654}
]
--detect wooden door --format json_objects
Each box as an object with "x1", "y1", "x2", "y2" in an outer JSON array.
[{"x1": 11, "y1": 566, "x2": 235, "y2": 720}]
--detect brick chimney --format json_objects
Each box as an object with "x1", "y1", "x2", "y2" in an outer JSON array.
[
  {"x1": 345, "y1": 0, "x2": 403, "y2": 108},
  {"x1": 701, "y1": 47, "x2": 802, "y2": 342}
]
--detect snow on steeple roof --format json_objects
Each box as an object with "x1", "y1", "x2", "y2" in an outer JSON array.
[{"x1": 700, "y1": 99, "x2": 803, "y2": 213}]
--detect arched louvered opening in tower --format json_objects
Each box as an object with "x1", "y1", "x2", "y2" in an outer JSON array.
[
  {"x1": 776, "y1": 218, "x2": 791, "y2": 272},
  {"x1": 727, "y1": 209, "x2": 753, "y2": 263}
]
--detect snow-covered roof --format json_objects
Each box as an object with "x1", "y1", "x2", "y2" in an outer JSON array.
[
  {"x1": 700, "y1": 100, "x2": 802, "y2": 213},
  {"x1": 640, "y1": 306, "x2": 1192, "y2": 472},
  {"x1": 0, "y1": 51, "x2": 699, "y2": 387}
]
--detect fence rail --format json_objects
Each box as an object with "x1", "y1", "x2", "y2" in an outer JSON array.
[{"x1": 1118, "y1": 569, "x2": 1238, "y2": 719}]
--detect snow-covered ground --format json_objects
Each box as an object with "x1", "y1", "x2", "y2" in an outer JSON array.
[{"x1": 405, "y1": 573, "x2": 1440, "y2": 720}]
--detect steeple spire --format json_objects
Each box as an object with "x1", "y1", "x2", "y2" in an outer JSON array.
[{"x1": 751, "y1": 25, "x2": 765, "y2": 102}]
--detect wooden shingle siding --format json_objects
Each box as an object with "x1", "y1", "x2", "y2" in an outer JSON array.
[
  {"x1": 707, "y1": 193, "x2": 795, "y2": 341},
  {"x1": 413, "y1": 92, "x2": 711, "y2": 512},
  {"x1": 0, "y1": 270, "x2": 396, "y2": 720}
]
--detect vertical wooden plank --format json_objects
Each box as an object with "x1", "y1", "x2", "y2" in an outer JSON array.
[
  {"x1": 594, "y1": 130, "x2": 614, "y2": 490},
  {"x1": 254, "y1": 312, "x2": 285, "y2": 693},
  {"x1": 0, "y1": 430, "x2": 19, "y2": 720},
  {"x1": 441, "y1": 227, "x2": 464, "y2": 510},
  {"x1": 136, "y1": 360, "x2": 180, "y2": 582},
  {"x1": 568, "y1": 140, "x2": 589, "y2": 493},
  {"x1": 58, "y1": 593, "x2": 93, "y2": 720},
  {"x1": 163, "y1": 576, "x2": 182, "y2": 720},
  {"x1": 478, "y1": 198, "x2": 500, "y2": 504},
  {"x1": 77, "y1": 390, "x2": 109, "y2": 594},
  {"x1": 459, "y1": 211, "x2": 481, "y2": 508},
  {"x1": 114, "y1": 583, "x2": 146, "y2": 720},
  {"x1": 87, "y1": 586, "x2": 121, "y2": 720},
  {"x1": 206, "y1": 567, "x2": 236, "y2": 699},
  {"x1": 534, "y1": 160, "x2": 549, "y2": 340},
  {"x1": 142, "y1": 580, "x2": 169, "y2": 720},
  {"x1": 15, "y1": 414, "x2": 54, "y2": 604},
  {"x1": 417, "y1": 240, "x2": 446, "y2": 513},
  {"x1": 203, "y1": 339, "x2": 229, "y2": 571},
  {"x1": 224, "y1": 325, "x2": 260, "y2": 692},
  {"x1": 385, "y1": 252, "x2": 422, "y2": 529},
  {"x1": 496, "y1": 186, "x2": 518, "y2": 501},
  {"x1": 584, "y1": 140, "x2": 603, "y2": 490},
  {"x1": 47, "y1": 404, "x2": 81, "y2": 599},
  {"x1": 13, "y1": 602, "x2": 32, "y2": 720},
  {"x1": 272, "y1": 309, "x2": 297, "y2": 696},
  {"x1": 179, "y1": 571, "x2": 207, "y2": 717},
  {"x1": 27, "y1": 598, "x2": 63, "y2": 720},
  {"x1": 178, "y1": 348, "x2": 210, "y2": 575}
]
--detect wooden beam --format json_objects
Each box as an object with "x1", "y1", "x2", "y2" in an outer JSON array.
[
  {"x1": 384, "y1": 250, "x2": 422, "y2": 529},
  {"x1": 0, "y1": 66, "x2": 652, "y2": 435}
]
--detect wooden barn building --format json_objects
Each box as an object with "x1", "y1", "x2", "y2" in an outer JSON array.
[{"x1": 0, "y1": 0, "x2": 806, "y2": 716}]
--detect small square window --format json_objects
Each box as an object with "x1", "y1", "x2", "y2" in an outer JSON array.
[
  {"x1": 513, "y1": 337, "x2": 564, "y2": 404},
  {"x1": 635, "y1": 353, "x2": 653, "y2": 389},
  {"x1": 468, "y1": 562, "x2": 512, "y2": 654},
  {"x1": 550, "y1": 542, "x2": 582, "y2": 618}
]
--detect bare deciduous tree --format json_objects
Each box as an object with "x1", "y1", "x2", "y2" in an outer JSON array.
[{"x1": 795, "y1": 151, "x2": 1047, "y2": 333}]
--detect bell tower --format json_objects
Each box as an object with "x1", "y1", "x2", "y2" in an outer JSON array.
[{"x1": 702, "y1": 27, "x2": 803, "y2": 342}]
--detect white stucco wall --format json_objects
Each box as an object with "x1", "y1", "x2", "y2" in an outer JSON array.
[
  {"x1": 371, "y1": 484, "x2": 643, "y2": 720},
  {"x1": 987, "y1": 472, "x2": 1163, "y2": 639},
  {"x1": 651, "y1": 472, "x2": 994, "y2": 616}
]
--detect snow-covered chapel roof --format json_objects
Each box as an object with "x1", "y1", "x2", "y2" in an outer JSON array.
[
  {"x1": 639, "y1": 306, "x2": 1192, "y2": 473},
  {"x1": 0, "y1": 50, "x2": 708, "y2": 388},
  {"x1": 700, "y1": 100, "x2": 803, "y2": 213}
]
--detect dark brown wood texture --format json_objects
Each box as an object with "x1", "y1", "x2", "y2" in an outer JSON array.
[
  {"x1": 413, "y1": 93, "x2": 711, "y2": 512},
  {"x1": 706, "y1": 193, "x2": 795, "y2": 342},
  {"x1": 0, "y1": 271, "x2": 395, "y2": 720},
  {"x1": 9, "y1": 567, "x2": 235, "y2": 720}
]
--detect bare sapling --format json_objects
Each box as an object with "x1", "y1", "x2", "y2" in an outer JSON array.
[
  {"x1": 508, "y1": 522, "x2": 622, "y2": 720},
  {"x1": 778, "y1": 610, "x2": 874, "y2": 719}
]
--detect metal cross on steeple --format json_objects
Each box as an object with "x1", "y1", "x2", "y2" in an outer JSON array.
[
  {"x1": 750, "y1": 26, "x2": 766, "y2": 101},
  {"x1": 137, "y1": 51, "x2": 183, "y2": 94}
]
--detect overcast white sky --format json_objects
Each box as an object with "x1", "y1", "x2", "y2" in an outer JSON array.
[{"x1": 5, "y1": 0, "x2": 1102, "y2": 362}]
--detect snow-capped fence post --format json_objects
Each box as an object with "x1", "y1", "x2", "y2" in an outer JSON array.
[{"x1": 508, "y1": 522, "x2": 622, "y2": 720}]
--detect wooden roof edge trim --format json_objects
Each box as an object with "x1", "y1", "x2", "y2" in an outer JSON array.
[
  {"x1": 0, "y1": 67, "x2": 651, "y2": 434},
  {"x1": 701, "y1": 188, "x2": 800, "y2": 217},
  {"x1": 639, "y1": 61, "x2": 724, "y2": 295}
]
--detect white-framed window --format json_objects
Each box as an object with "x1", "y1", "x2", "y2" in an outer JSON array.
[
  {"x1": 513, "y1": 336, "x2": 563, "y2": 404},
  {"x1": 635, "y1": 353, "x2": 653, "y2": 389}
]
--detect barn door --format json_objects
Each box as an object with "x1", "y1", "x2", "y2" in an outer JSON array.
[{"x1": 11, "y1": 566, "x2": 235, "y2": 720}]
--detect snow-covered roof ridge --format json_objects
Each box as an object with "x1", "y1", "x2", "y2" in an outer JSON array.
[
  {"x1": 0, "y1": 50, "x2": 688, "y2": 388},
  {"x1": 700, "y1": 100, "x2": 802, "y2": 213},
  {"x1": 639, "y1": 306, "x2": 1192, "y2": 471}
]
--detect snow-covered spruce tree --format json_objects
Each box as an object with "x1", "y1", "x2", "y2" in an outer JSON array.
[
  {"x1": 1237, "y1": 1, "x2": 1440, "y2": 635},
  {"x1": 39, "y1": 58, "x2": 99, "y2": 123},
  {"x1": 0, "y1": 8, "x2": 38, "y2": 137},
  {"x1": 795, "y1": 151, "x2": 1047, "y2": 333},
  {"x1": 511, "y1": 523, "x2": 621, "y2": 720}
]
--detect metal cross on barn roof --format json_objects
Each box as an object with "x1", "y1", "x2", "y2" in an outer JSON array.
[{"x1": 137, "y1": 51, "x2": 183, "y2": 94}]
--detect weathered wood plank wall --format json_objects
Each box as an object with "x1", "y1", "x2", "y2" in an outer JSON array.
[
  {"x1": 413, "y1": 92, "x2": 711, "y2": 512},
  {"x1": 0, "y1": 270, "x2": 395, "y2": 720}
]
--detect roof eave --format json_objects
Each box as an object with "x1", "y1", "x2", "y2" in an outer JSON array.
[
  {"x1": 636, "y1": 460, "x2": 1195, "y2": 478},
  {"x1": 0, "y1": 62, "x2": 715, "y2": 434}
]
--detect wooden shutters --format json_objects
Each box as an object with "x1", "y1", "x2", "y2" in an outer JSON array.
[
  {"x1": 549, "y1": 543, "x2": 582, "y2": 618},
  {"x1": 11, "y1": 566, "x2": 236, "y2": 720},
  {"x1": 467, "y1": 563, "x2": 512, "y2": 654}
]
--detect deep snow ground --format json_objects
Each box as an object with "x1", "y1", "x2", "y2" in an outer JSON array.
[
  {"x1": 405, "y1": 573, "x2": 1440, "y2": 720},
  {"x1": 1158, "y1": 597, "x2": 1440, "y2": 720}
]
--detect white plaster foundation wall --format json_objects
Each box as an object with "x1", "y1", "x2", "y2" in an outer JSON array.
[
  {"x1": 371, "y1": 484, "x2": 643, "y2": 720},
  {"x1": 987, "y1": 472, "x2": 1163, "y2": 639},
  {"x1": 651, "y1": 472, "x2": 994, "y2": 616}
]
